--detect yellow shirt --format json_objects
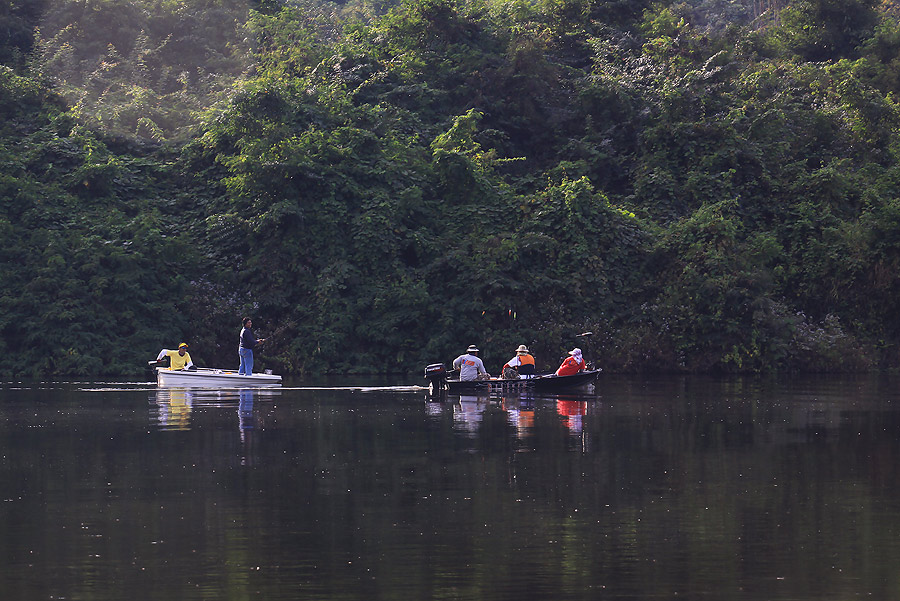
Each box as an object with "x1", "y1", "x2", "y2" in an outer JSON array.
[{"x1": 165, "y1": 350, "x2": 193, "y2": 370}]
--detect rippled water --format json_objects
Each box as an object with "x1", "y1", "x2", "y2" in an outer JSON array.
[{"x1": 1, "y1": 374, "x2": 900, "y2": 600}]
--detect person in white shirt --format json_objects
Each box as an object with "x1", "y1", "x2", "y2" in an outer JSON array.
[{"x1": 452, "y1": 345, "x2": 489, "y2": 381}]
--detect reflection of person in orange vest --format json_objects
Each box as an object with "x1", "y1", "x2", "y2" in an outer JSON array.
[
  {"x1": 555, "y1": 348, "x2": 586, "y2": 376},
  {"x1": 502, "y1": 344, "x2": 536, "y2": 378}
]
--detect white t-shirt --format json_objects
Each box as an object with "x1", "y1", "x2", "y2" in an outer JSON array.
[{"x1": 453, "y1": 353, "x2": 487, "y2": 381}]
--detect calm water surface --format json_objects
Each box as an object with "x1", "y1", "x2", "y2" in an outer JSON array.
[{"x1": 1, "y1": 374, "x2": 900, "y2": 600}]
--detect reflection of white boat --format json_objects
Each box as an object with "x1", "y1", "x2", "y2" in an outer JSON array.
[
  {"x1": 155, "y1": 367, "x2": 282, "y2": 387},
  {"x1": 153, "y1": 387, "x2": 194, "y2": 430}
]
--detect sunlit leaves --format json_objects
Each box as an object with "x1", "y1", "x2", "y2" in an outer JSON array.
[
  {"x1": 31, "y1": 0, "x2": 255, "y2": 142},
  {"x1": 5, "y1": 0, "x2": 900, "y2": 375}
]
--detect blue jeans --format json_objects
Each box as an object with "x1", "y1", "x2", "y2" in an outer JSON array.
[{"x1": 238, "y1": 347, "x2": 254, "y2": 375}]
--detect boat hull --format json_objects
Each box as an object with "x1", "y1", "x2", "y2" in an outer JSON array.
[
  {"x1": 156, "y1": 367, "x2": 282, "y2": 387},
  {"x1": 532, "y1": 370, "x2": 600, "y2": 391},
  {"x1": 445, "y1": 369, "x2": 600, "y2": 393}
]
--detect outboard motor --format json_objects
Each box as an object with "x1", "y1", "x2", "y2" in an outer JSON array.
[
  {"x1": 147, "y1": 355, "x2": 170, "y2": 372},
  {"x1": 424, "y1": 363, "x2": 447, "y2": 397}
]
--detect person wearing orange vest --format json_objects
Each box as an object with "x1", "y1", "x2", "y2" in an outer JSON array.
[
  {"x1": 555, "y1": 347, "x2": 586, "y2": 376},
  {"x1": 502, "y1": 344, "x2": 536, "y2": 378}
]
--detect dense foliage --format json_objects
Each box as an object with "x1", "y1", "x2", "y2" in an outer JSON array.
[{"x1": 2, "y1": 0, "x2": 900, "y2": 376}]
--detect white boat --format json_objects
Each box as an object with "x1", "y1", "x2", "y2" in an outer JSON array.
[{"x1": 155, "y1": 367, "x2": 282, "y2": 387}]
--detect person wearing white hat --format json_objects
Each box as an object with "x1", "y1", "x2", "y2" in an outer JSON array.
[
  {"x1": 501, "y1": 344, "x2": 536, "y2": 379},
  {"x1": 555, "y1": 347, "x2": 586, "y2": 376},
  {"x1": 452, "y1": 345, "x2": 490, "y2": 381}
]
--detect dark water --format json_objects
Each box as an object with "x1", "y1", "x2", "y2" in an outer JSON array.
[{"x1": 2, "y1": 374, "x2": 900, "y2": 600}]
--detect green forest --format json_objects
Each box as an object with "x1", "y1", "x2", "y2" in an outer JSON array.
[{"x1": 2, "y1": 0, "x2": 900, "y2": 377}]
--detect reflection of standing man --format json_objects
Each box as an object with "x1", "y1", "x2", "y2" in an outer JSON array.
[
  {"x1": 238, "y1": 317, "x2": 266, "y2": 376},
  {"x1": 239, "y1": 389, "x2": 254, "y2": 435},
  {"x1": 453, "y1": 345, "x2": 489, "y2": 381},
  {"x1": 239, "y1": 388, "x2": 256, "y2": 463}
]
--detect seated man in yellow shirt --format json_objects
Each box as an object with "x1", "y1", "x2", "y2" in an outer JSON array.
[{"x1": 156, "y1": 342, "x2": 195, "y2": 370}]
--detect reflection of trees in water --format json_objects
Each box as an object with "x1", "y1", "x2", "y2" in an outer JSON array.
[{"x1": 435, "y1": 379, "x2": 900, "y2": 455}]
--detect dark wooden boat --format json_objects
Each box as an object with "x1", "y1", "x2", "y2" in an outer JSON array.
[
  {"x1": 425, "y1": 363, "x2": 600, "y2": 394},
  {"x1": 531, "y1": 370, "x2": 600, "y2": 391}
]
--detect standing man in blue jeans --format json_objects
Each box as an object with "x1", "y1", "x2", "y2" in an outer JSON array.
[{"x1": 239, "y1": 317, "x2": 266, "y2": 375}]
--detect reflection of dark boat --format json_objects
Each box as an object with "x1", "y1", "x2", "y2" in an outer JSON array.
[{"x1": 425, "y1": 363, "x2": 600, "y2": 394}]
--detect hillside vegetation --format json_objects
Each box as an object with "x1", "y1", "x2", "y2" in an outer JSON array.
[{"x1": 2, "y1": 0, "x2": 900, "y2": 376}]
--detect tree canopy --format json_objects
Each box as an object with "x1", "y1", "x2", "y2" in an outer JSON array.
[{"x1": 2, "y1": 0, "x2": 900, "y2": 376}]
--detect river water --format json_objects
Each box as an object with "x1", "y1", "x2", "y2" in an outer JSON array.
[{"x1": 1, "y1": 374, "x2": 900, "y2": 600}]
